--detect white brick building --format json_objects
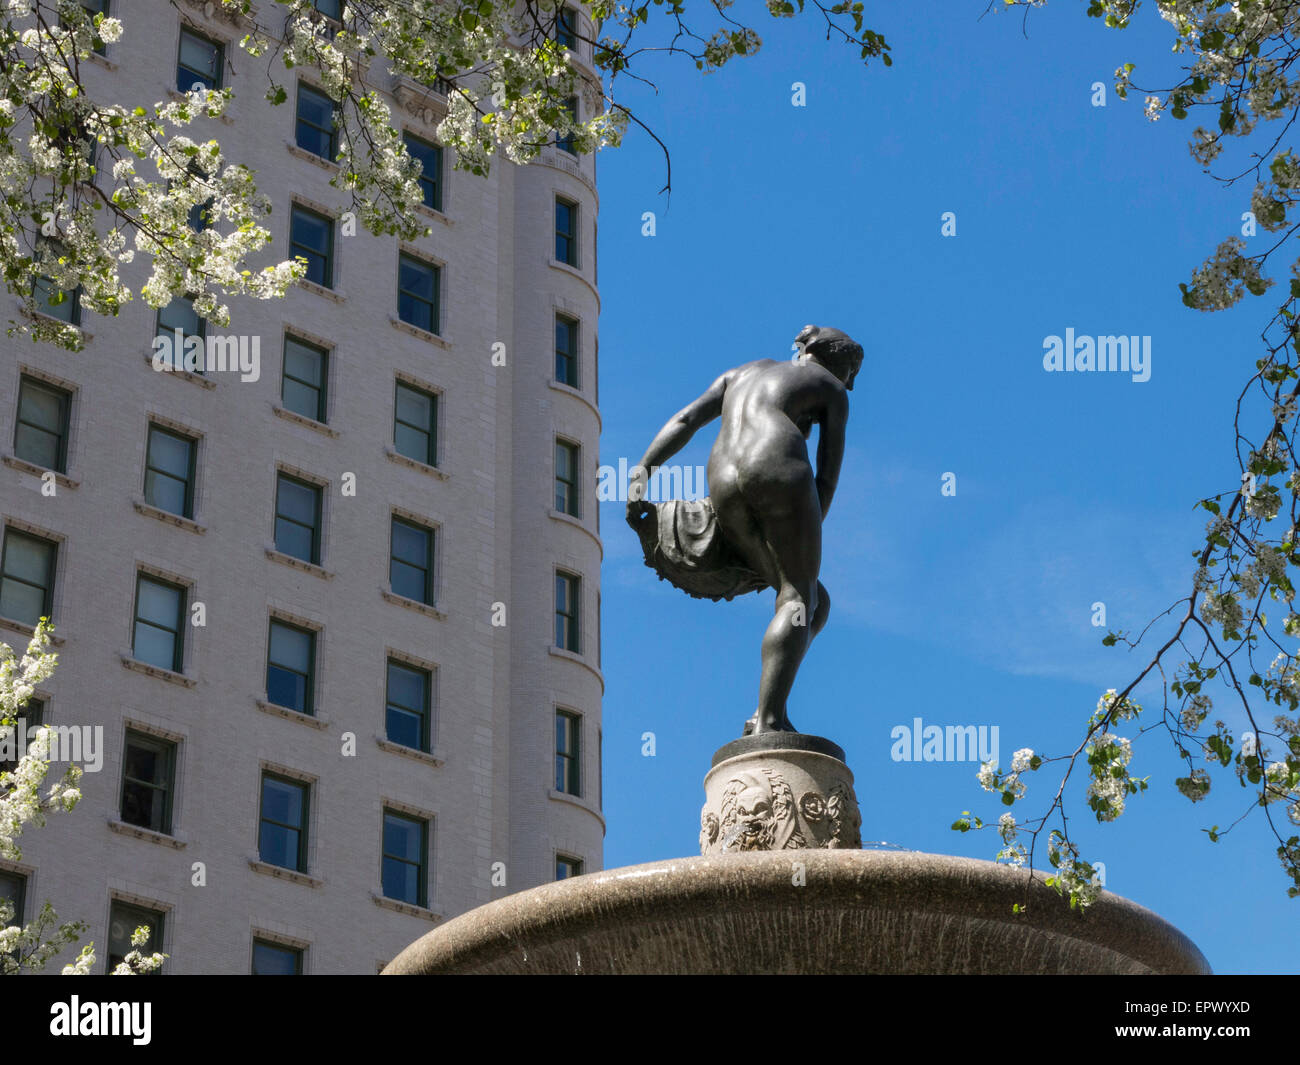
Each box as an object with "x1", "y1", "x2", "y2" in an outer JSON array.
[{"x1": 0, "y1": 1, "x2": 604, "y2": 974}]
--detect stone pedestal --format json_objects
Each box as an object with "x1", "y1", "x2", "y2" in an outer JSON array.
[{"x1": 700, "y1": 733, "x2": 861, "y2": 854}]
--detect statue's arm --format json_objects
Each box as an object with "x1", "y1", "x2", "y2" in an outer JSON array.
[
  {"x1": 814, "y1": 388, "x2": 848, "y2": 519},
  {"x1": 630, "y1": 371, "x2": 729, "y2": 499}
]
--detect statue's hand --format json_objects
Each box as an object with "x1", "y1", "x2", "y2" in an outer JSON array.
[{"x1": 626, "y1": 498, "x2": 653, "y2": 529}]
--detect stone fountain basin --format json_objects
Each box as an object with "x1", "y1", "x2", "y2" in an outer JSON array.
[{"x1": 383, "y1": 849, "x2": 1210, "y2": 975}]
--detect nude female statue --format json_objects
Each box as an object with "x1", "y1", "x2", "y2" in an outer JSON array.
[{"x1": 626, "y1": 325, "x2": 862, "y2": 736}]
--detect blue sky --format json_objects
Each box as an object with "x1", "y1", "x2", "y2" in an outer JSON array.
[{"x1": 594, "y1": 3, "x2": 1297, "y2": 975}]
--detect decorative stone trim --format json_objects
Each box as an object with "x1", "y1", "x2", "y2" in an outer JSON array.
[
  {"x1": 548, "y1": 646, "x2": 604, "y2": 690},
  {"x1": 547, "y1": 789, "x2": 606, "y2": 828},
  {"x1": 107, "y1": 819, "x2": 188, "y2": 850},
  {"x1": 296, "y1": 278, "x2": 346, "y2": 303},
  {"x1": 272, "y1": 404, "x2": 339, "y2": 438},
  {"x1": 248, "y1": 859, "x2": 323, "y2": 889},
  {"x1": 384, "y1": 447, "x2": 448, "y2": 480},
  {"x1": 285, "y1": 141, "x2": 340, "y2": 170},
  {"x1": 256, "y1": 699, "x2": 330, "y2": 731},
  {"x1": 133, "y1": 499, "x2": 206, "y2": 535},
  {"x1": 547, "y1": 379, "x2": 602, "y2": 427},
  {"x1": 120, "y1": 655, "x2": 196, "y2": 688},
  {"x1": 375, "y1": 736, "x2": 444, "y2": 768},
  {"x1": 0, "y1": 616, "x2": 65, "y2": 646},
  {"x1": 142, "y1": 351, "x2": 216, "y2": 389},
  {"x1": 390, "y1": 316, "x2": 451, "y2": 349},
  {"x1": 265, "y1": 547, "x2": 333, "y2": 580},
  {"x1": 548, "y1": 259, "x2": 601, "y2": 306},
  {"x1": 416, "y1": 204, "x2": 453, "y2": 228},
  {"x1": 380, "y1": 588, "x2": 446, "y2": 620},
  {"x1": 2, "y1": 454, "x2": 80, "y2": 489},
  {"x1": 549, "y1": 510, "x2": 603, "y2": 556},
  {"x1": 372, "y1": 893, "x2": 441, "y2": 922}
]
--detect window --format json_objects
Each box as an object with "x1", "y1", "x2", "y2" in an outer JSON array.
[
  {"x1": 120, "y1": 730, "x2": 176, "y2": 835},
  {"x1": 295, "y1": 83, "x2": 338, "y2": 160},
  {"x1": 252, "y1": 939, "x2": 303, "y2": 975},
  {"x1": 290, "y1": 204, "x2": 334, "y2": 289},
  {"x1": 154, "y1": 296, "x2": 206, "y2": 373},
  {"x1": 107, "y1": 901, "x2": 163, "y2": 972},
  {"x1": 132, "y1": 574, "x2": 185, "y2": 673},
  {"x1": 403, "y1": 133, "x2": 443, "y2": 211},
  {"x1": 0, "y1": 697, "x2": 41, "y2": 776},
  {"x1": 556, "y1": 855, "x2": 582, "y2": 880},
  {"x1": 0, "y1": 869, "x2": 25, "y2": 928},
  {"x1": 266, "y1": 619, "x2": 315, "y2": 715},
  {"x1": 555, "y1": 314, "x2": 579, "y2": 387},
  {"x1": 281, "y1": 336, "x2": 328, "y2": 423},
  {"x1": 385, "y1": 659, "x2": 430, "y2": 752},
  {"x1": 555, "y1": 197, "x2": 577, "y2": 266},
  {"x1": 555, "y1": 571, "x2": 580, "y2": 653},
  {"x1": 555, "y1": 439, "x2": 579, "y2": 517},
  {"x1": 382, "y1": 810, "x2": 428, "y2": 907},
  {"x1": 0, "y1": 529, "x2": 56, "y2": 626},
  {"x1": 556, "y1": 5, "x2": 577, "y2": 49},
  {"x1": 390, "y1": 517, "x2": 433, "y2": 605},
  {"x1": 556, "y1": 710, "x2": 581, "y2": 796},
  {"x1": 144, "y1": 424, "x2": 197, "y2": 519},
  {"x1": 393, "y1": 381, "x2": 437, "y2": 466},
  {"x1": 177, "y1": 28, "x2": 222, "y2": 92},
  {"x1": 398, "y1": 253, "x2": 439, "y2": 334},
  {"x1": 14, "y1": 376, "x2": 70, "y2": 473},
  {"x1": 314, "y1": 0, "x2": 342, "y2": 18},
  {"x1": 258, "y1": 773, "x2": 309, "y2": 872},
  {"x1": 556, "y1": 96, "x2": 578, "y2": 155},
  {"x1": 31, "y1": 250, "x2": 81, "y2": 325},
  {"x1": 274, "y1": 473, "x2": 322, "y2": 564},
  {"x1": 64, "y1": 1, "x2": 109, "y2": 56}
]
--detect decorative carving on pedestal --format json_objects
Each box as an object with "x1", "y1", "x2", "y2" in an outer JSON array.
[{"x1": 701, "y1": 734, "x2": 861, "y2": 855}]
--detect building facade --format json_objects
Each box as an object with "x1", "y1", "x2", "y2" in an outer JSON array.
[{"x1": 0, "y1": 1, "x2": 604, "y2": 973}]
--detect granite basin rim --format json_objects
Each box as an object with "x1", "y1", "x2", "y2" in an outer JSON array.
[{"x1": 382, "y1": 849, "x2": 1211, "y2": 975}]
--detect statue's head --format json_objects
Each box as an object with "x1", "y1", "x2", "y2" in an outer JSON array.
[{"x1": 796, "y1": 325, "x2": 863, "y2": 391}]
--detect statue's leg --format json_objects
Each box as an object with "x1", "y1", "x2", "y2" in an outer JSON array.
[
  {"x1": 750, "y1": 483, "x2": 823, "y2": 733},
  {"x1": 811, "y1": 581, "x2": 831, "y2": 637}
]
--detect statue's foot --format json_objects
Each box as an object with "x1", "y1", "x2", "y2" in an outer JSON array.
[
  {"x1": 749, "y1": 712, "x2": 797, "y2": 735},
  {"x1": 742, "y1": 711, "x2": 759, "y2": 737}
]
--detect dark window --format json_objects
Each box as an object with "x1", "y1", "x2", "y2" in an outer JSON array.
[
  {"x1": 281, "y1": 336, "x2": 328, "y2": 422},
  {"x1": 274, "y1": 473, "x2": 322, "y2": 564},
  {"x1": 403, "y1": 133, "x2": 443, "y2": 211},
  {"x1": 393, "y1": 381, "x2": 436, "y2": 466},
  {"x1": 385, "y1": 659, "x2": 430, "y2": 752},
  {"x1": 107, "y1": 901, "x2": 163, "y2": 972},
  {"x1": 556, "y1": 96, "x2": 578, "y2": 155},
  {"x1": 0, "y1": 869, "x2": 25, "y2": 929},
  {"x1": 295, "y1": 83, "x2": 338, "y2": 160},
  {"x1": 398, "y1": 254, "x2": 439, "y2": 334},
  {"x1": 177, "y1": 28, "x2": 222, "y2": 92},
  {"x1": 555, "y1": 572, "x2": 580, "y2": 653},
  {"x1": 132, "y1": 574, "x2": 185, "y2": 673},
  {"x1": 258, "y1": 773, "x2": 309, "y2": 872},
  {"x1": 390, "y1": 517, "x2": 433, "y2": 605},
  {"x1": 120, "y1": 730, "x2": 176, "y2": 835},
  {"x1": 266, "y1": 619, "x2": 315, "y2": 715},
  {"x1": 144, "y1": 424, "x2": 197, "y2": 519},
  {"x1": 252, "y1": 939, "x2": 303, "y2": 974},
  {"x1": 556, "y1": 854, "x2": 582, "y2": 880},
  {"x1": 555, "y1": 314, "x2": 578, "y2": 386},
  {"x1": 0, "y1": 697, "x2": 41, "y2": 776},
  {"x1": 382, "y1": 810, "x2": 428, "y2": 908},
  {"x1": 555, "y1": 197, "x2": 577, "y2": 266},
  {"x1": 14, "y1": 376, "x2": 70, "y2": 473},
  {"x1": 290, "y1": 204, "x2": 334, "y2": 288},
  {"x1": 31, "y1": 266, "x2": 81, "y2": 325},
  {"x1": 555, "y1": 439, "x2": 579, "y2": 517},
  {"x1": 64, "y1": 1, "x2": 109, "y2": 56},
  {"x1": 0, "y1": 530, "x2": 56, "y2": 626},
  {"x1": 154, "y1": 296, "x2": 206, "y2": 373},
  {"x1": 556, "y1": 710, "x2": 581, "y2": 796},
  {"x1": 314, "y1": 0, "x2": 342, "y2": 18},
  {"x1": 556, "y1": 5, "x2": 577, "y2": 49}
]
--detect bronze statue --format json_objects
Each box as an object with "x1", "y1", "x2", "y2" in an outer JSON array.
[{"x1": 627, "y1": 325, "x2": 863, "y2": 736}]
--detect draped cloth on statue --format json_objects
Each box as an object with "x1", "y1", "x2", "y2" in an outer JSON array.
[{"x1": 630, "y1": 497, "x2": 768, "y2": 602}]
